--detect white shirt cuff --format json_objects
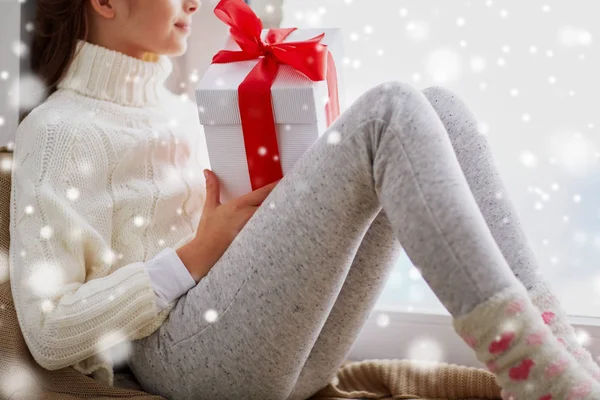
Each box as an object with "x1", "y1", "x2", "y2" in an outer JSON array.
[{"x1": 146, "y1": 247, "x2": 197, "y2": 312}]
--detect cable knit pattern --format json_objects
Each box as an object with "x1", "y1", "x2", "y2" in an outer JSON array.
[{"x1": 8, "y1": 40, "x2": 208, "y2": 387}]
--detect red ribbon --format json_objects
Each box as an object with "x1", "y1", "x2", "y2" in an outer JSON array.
[{"x1": 212, "y1": 0, "x2": 340, "y2": 191}]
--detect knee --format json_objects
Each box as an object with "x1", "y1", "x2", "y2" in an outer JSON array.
[
  {"x1": 421, "y1": 85, "x2": 472, "y2": 121},
  {"x1": 354, "y1": 80, "x2": 429, "y2": 120},
  {"x1": 370, "y1": 80, "x2": 423, "y2": 103},
  {"x1": 422, "y1": 85, "x2": 458, "y2": 104},
  {"x1": 422, "y1": 85, "x2": 482, "y2": 139}
]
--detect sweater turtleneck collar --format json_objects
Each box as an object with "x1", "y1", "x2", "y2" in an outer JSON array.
[{"x1": 56, "y1": 40, "x2": 173, "y2": 107}]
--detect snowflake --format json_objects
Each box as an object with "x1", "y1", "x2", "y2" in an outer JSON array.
[
  {"x1": 102, "y1": 249, "x2": 117, "y2": 265},
  {"x1": 409, "y1": 266, "x2": 421, "y2": 280},
  {"x1": 11, "y1": 40, "x2": 28, "y2": 57},
  {"x1": 66, "y1": 187, "x2": 80, "y2": 201},
  {"x1": 27, "y1": 260, "x2": 64, "y2": 298},
  {"x1": 204, "y1": 309, "x2": 219, "y2": 322},
  {"x1": 376, "y1": 313, "x2": 390, "y2": 327},
  {"x1": 0, "y1": 157, "x2": 11, "y2": 173},
  {"x1": 520, "y1": 151, "x2": 538, "y2": 168},
  {"x1": 9, "y1": 73, "x2": 47, "y2": 109},
  {"x1": 40, "y1": 225, "x2": 53, "y2": 239},
  {"x1": 97, "y1": 330, "x2": 132, "y2": 367},
  {"x1": 407, "y1": 337, "x2": 444, "y2": 364},
  {"x1": 406, "y1": 21, "x2": 430, "y2": 41},
  {"x1": 426, "y1": 47, "x2": 462, "y2": 83},
  {"x1": 327, "y1": 130, "x2": 341, "y2": 145}
]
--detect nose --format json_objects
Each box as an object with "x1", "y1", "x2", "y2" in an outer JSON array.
[{"x1": 185, "y1": 0, "x2": 200, "y2": 14}]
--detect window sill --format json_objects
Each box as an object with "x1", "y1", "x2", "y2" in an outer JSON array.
[{"x1": 346, "y1": 308, "x2": 600, "y2": 368}]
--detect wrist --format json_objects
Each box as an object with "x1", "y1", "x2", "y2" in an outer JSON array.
[{"x1": 176, "y1": 238, "x2": 212, "y2": 283}]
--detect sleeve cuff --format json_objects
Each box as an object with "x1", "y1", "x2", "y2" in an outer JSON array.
[{"x1": 146, "y1": 247, "x2": 197, "y2": 309}]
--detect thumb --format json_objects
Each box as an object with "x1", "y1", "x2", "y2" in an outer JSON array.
[{"x1": 203, "y1": 169, "x2": 220, "y2": 209}]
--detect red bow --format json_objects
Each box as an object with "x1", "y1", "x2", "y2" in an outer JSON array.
[{"x1": 212, "y1": 0, "x2": 340, "y2": 191}]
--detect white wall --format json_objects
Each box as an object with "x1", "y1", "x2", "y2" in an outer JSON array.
[{"x1": 0, "y1": 0, "x2": 21, "y2": 148}]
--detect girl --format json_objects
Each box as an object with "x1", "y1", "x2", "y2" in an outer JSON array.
[{"x1": 10, "y1": 0, "x2": 599, "y2": 399}]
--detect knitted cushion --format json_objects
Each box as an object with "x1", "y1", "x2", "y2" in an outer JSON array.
[{"x1": 0, "y1": 147, "x2": 10, "y2": 285}]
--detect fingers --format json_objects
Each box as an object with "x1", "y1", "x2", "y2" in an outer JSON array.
[
  {"x1": 203, "y1": 169, "x2": 221, "y2": 209},
  {"x1": 238, "y1": 179, "x2": 281, "y2": 207}
]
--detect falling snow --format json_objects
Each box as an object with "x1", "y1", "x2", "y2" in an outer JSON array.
[{"x1": 1, "y1": 1, "x2": 599, "y2": 341}]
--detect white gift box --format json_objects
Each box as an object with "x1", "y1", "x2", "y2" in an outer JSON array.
[{"x1": 195, "y1": 28, "x2": 345, "y2": 204}]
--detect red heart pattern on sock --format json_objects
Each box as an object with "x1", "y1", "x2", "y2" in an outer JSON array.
[
  {"x1": 544, "y1": 358, "x2": 568, "y2": 379},
  {"x1": 509, "y1": 359, "x2": 535, "y2": 381},
  {"x1": 486, "y1": 360, "x2": 498, "y2": 373},
  {"x1": 538, "y1": 394, "x2": 552, "y2": 400},
  {"x1": 489, "y1": 331, "x2": 516, "y2": 354},
  {"x1": 568, "y1": 380, "x2": 592, "y2": 399},
  {"x1": 461, "y1": 334, "x2": 478, "y2": 349},
  {"x1": 526, "y1": 330, "x2": 546, "y2": 346},
  {"x1": 505, "y1": 298, "x2": 524, "y2": 316},
  {"x1": 542, "y1": 311, "x2": 555, "y2": 325}
]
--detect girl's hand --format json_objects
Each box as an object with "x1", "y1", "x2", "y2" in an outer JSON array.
[{"x1": 178, "y1": 169, "x2": 280, "y2": 283}]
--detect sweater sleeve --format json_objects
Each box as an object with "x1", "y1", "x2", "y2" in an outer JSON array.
[{"x1": 9, "y1": 114, "x2": 169, "y2": 371}]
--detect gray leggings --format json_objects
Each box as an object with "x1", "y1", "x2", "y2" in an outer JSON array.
[{"x1": 128, "y1": 82, "x2": 541, "y2": 400}]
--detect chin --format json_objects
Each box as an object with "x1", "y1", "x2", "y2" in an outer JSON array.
[{"x1": 166, "y1": 40, "x2": 188, "y2": 57}]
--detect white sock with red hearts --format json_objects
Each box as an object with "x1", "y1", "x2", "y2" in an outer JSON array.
[
  {"x1": 529, "y1": 280, "x2": 600, "y2": 382},
  {"x1": 453, "y1": 285, "x2": 600, "y2": 400}
]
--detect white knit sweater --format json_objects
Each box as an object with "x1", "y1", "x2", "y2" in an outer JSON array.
[{"x1": 9, "y1": 40, "x2": 208, "y2": 386}]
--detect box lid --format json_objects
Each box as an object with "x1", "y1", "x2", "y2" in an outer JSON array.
[{"x1": 195, "y1": 28, "x2": 344, "y2": 126}]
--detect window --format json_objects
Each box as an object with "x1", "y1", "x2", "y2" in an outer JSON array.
[{"x1": 277, "y1": 0, "x2": 600, "y2": 365}]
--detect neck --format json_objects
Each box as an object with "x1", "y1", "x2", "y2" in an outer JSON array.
[{"x1": 86, "y1": 36, "x2": 155, "y2": 60}]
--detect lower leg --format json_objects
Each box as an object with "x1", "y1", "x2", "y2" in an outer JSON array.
[{"x1": 422, "y1": 85, "x2": 600, "y2": 381}]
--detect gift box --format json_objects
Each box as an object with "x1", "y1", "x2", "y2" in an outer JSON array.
[{"x1": 195, "y1": 0, "x2": 345, "y2": 204}]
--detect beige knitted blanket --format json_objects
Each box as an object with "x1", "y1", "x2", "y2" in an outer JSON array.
[{"x1": 0, "y1": 147, "x2": 501, "y2": 399}]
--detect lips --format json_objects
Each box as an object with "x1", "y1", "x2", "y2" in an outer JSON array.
[{"x1": 175, "y1": 21, "x2": 191, "y2": 32}]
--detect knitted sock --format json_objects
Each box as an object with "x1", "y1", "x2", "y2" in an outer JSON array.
[
  {"x1": 453, "y1": 285, "x2": 600, "y2": 400},
  {"x1": 529, "y1": 280, "x2": 600, "y2": 382}
]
